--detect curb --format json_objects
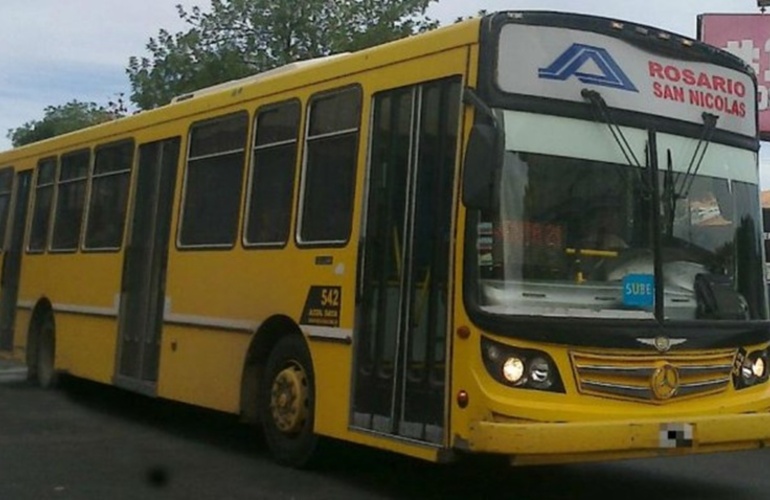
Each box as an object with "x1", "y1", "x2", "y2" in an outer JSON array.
[
  {"x1": 0, "y1": 355, "x2": 28, "y2": 382},
  {"x1": 0, "y1": 367, "x2": 27, "y2": 382}
]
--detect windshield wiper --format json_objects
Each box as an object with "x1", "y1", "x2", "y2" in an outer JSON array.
[
  {"x1": 648, "y1": 130, "x2": 665, "y2": 321},
  {"x1": 675, "y1": 112, "x2": 719, "y2": 199},
  {"x1": 581, "y1": 89, "x2": 651, "y2": 197},
  {"x1": 661, "y1": 112, "x2": 719, "y2": 238},
  {"x1": 581, "y1": 89, "x2": 642, "y2": 168},
  {"x1": 662, "y1": 150, "x2": 674, "y2": 238}
]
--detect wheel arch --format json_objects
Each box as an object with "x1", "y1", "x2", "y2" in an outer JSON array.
[{"x1": 239, "y1": 314, "x2": 307, "y2": 423}]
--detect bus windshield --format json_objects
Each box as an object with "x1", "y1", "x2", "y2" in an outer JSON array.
[{"x1": 470, "y1": 110, "x2": 766, "y2": 321}]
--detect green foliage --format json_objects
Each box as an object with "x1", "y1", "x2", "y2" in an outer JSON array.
[
  {"x1": 127, "y1": 0, "x2": 439, "y2": 110},
  {"x1": 6, "y1": 99, "x2": 126, "y2": 148},
  {"x1": 455, "y1": 9, "x2": 487, "y2": 23}
]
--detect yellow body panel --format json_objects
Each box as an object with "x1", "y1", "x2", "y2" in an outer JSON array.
[
  {"x1": 10, "y1": 308, "x2": 31, "y2": 360},
  {"x1": 470, "y1": 412, "x2": 770, "y2": 465},
  {"x1": 54, "y1": 313, "x2": 117, "y2": 384},
  {"x1": 309, "y1": 341, "x2": 354, "y2": 437},
  {"x1": 156, "y1": 326, "x2": 250, "y2": 413}
]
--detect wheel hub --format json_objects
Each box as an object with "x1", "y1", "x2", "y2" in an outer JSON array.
[{"x1": 269, "y1": 364, "x2": 309, "y2": 434}]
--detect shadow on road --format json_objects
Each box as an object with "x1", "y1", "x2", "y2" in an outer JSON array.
[
  {"x1": 24, "y1": 376, "x2": 756, "y2": 500},
  {"x1": 311, "y1": 443, "x2": 745, "y2": 500},
  {"x1": 57, "y1": 376, "x2": 263, "y2": 455}
]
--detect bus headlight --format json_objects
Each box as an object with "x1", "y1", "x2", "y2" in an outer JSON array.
[
  {"x1": 481, "y1": 337, "x2": 564, "y2": 393},
  {"x1": 502, "y1": 357, "x2": 525, "y2": 384},
  {"x1": 735, "y1": 349, "x2": 769, "y2": 389}
]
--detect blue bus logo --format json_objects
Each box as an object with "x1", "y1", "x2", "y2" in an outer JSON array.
[
  {"x1": 538, "y1": 43, "x2": 638, "y2": 92},
  {"x1": 623, "y1": 274, "x2": 655, "y2": 309}
]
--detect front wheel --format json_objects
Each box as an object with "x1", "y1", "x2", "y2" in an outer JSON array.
[
  {"x1": 35, "y1": 315, "x2": 58, "y2": 389},
  {"x1": 259, "y1": 334, "x2": 318, "y2": 467}
]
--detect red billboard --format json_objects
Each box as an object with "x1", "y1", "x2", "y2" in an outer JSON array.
[{"x1": 699, "y1": 14, "x2": 770, "y2": 139}]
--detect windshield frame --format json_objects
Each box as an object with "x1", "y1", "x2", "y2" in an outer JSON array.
[{"x1": 462, "y1": 109, "x2": 768, "y2": 348}]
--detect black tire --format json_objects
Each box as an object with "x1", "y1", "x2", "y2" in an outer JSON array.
[
  {"x1": 35, "y1": 315, "x2": 58, "y2": 389},
  {"x1": 259, "y1": 334, "x2": 318, "y2": 467}
]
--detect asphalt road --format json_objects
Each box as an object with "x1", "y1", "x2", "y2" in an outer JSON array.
[{"x1": 1, "y1": 374, "x2": 770, "y2": 500}]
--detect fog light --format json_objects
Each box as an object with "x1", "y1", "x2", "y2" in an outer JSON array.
[
  {"x1": 502, "y1": 357, "x2": 525, "y2": 384},
  {"x1": 529, "y1": 357, "x2": 553, "y2": 389},
  {"x1": 752, "y1": 356, "x2": 766, "y2": 378}
]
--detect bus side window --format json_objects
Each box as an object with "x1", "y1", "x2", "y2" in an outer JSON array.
[
  {"x1": 180, "y1": 112, "x2": 248, "y2": 248},
  {"x1": 298, "y1": 86, "x2": 362, "y2": 245},
  {"x1": 245, "y1": 100, "x2": 301, "y2": 246},
  {"x1": 51, "y1": 149, "x2": 90, "y2": 252},
  {"x1": 0, "y1": 167, "x2": 14, "y2": 250},
  {"x1": 28, "y1": 157, "x2": 57, "y2": 253},
  {"x1": 84, "y1": 140, "x2": 134, "y2": 251}
]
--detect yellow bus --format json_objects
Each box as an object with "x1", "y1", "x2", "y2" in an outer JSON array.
[{"x1": 2, "y1": 10, "x2": 770, "y2": 467}]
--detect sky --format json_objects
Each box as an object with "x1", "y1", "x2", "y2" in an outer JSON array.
[{"x1": 1, "y1": 0, "x2": 768, "y2": 181}]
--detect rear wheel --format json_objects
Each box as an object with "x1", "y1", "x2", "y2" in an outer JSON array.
[
  {"x1": 35, "y1": 315, "x2": 58, "y2": 389},
  {"x1": 259, "y1": 334, "x2": 318, "y2": 467}
]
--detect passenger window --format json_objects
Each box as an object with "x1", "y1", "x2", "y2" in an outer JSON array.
[
  {"x1": 0, "y1": 167, "x2": 14, "y2": 250},
  {"x1": 298, "y1": 87, "x2": 361, "y2": 244},
  {"x1": 85, "y1": 141, "x2": 134, "y2": 250},
  {"x1": 51, "y1": 149, "x2": 90, "y2": 251},
  {"x1": 28, "y1": 158, "x2": 57, "y2": 252},
  {"x1": 245, "y1": 100, "x2": 300, "y2": 246},
  {"x1": 180, "y1": 113, "x2": 248, "y2": 247}
]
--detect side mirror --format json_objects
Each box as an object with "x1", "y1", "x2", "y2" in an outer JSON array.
[{"x1": 462, "y1": 124, "x2": 501, "y2": 211}]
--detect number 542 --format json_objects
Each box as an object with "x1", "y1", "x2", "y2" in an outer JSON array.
[{"x1": 321, "y1": 288, "x2": 340, "y2": 307}]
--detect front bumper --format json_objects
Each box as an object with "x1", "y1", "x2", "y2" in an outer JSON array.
[{"x1": 468, "y1": 412, "x2": 770, "y2": 465}]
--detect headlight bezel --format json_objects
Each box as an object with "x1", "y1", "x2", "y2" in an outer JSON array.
[
  {"x1": 481, "y1": 336, "x2": 565, "y2": 393},
  {"x1": 734, "y1": 348, "x2": 769, "y2": 390}
]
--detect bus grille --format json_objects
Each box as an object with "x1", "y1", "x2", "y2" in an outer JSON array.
[{"x1": 570, "y1": 349, "x2": 737, "y2": 404}]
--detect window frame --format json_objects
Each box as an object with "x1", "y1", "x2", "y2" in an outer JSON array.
[
  {"x1": 177, "y1": 111, "x2": 250, "y2": 250},
  {"x1": 27, "y1": 156, "x2": 58, "y2": 254},
  {"x1": 50, "y1": 148, "x2": 91, "y2": 253},
  {"x1": 243, "y1": 98, "x2": 302, "y2": 249},
  {"x1": 296, "y1": 85, "x2": 363, "y2": 247},
  {"x1": 83, "y1": 139, "x2": 136, "y2": 253},
  {"x1": 0, "y1": 166, "x2": 15, "y2": 252}
]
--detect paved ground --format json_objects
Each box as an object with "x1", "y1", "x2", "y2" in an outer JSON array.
[
  {"x1": 3, "y1": 359, "x2": 770, "y2": 499},
  {"x1": 0, "y1": 375, "x2": 395, "y2": 500}
]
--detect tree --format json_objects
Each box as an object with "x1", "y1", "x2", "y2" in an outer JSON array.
[
  {"x1": 127, "y1": 0, "x2": 439, "y2": 110},
  {"x1": 6, "y1": 98, "x2": 126, "y2": 148}
]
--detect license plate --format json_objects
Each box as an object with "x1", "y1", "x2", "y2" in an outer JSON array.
[{"x1": 659, "y1": 422, "x2": 695, "y2": 448}]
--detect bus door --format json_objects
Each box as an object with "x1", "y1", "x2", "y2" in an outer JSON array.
[
  {"x1": 352, "y1": 77, "x2": 460, "y2": 444},
  {"x1": 115, "y1": 138, "x2": 179, "y2": 393},
  {"x1": 0, "y1": 170, "x2": 31, "y2": 351}
]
